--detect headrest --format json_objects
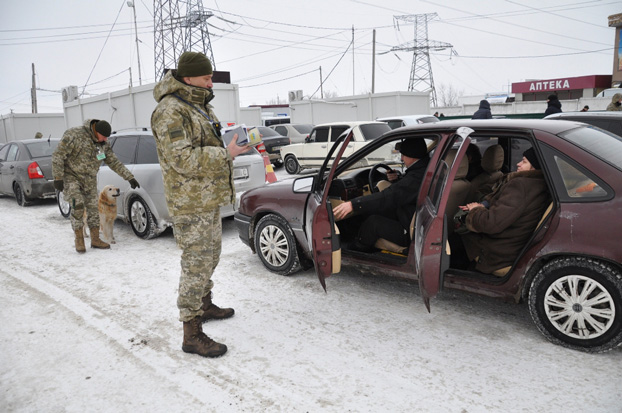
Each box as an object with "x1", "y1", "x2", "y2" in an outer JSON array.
[
  {"x1": 481, "y1": 145, "x2": 504, "y2": 173},
  {"x1": 446, "y1": 149, "x2": 469, "y2": 179}
]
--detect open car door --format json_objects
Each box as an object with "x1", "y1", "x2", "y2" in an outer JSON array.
[
  {"x1": 415, "y1": 127, "x2": 473, "y2": 311},
  {"x1": 305, "y1": 130, "x2": 353, "y2": 291}
]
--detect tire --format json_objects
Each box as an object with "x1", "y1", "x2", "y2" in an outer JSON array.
[
  {"x1": 13, "y1": 183, "x2": 31, "y2": 206},
  {"x1": 284, "y1": 155, "x2": 300, "y2": 175},
  {"x1": 128, "y1": 196, "x2": 158, "y2": 240},
  {"x1": 528, "y1": 257, "x2": 622, "y2": 353},
  {"x1": 254, "y1": 214, "x2": 302, "y2": 276},
  {"x1": 273, "y1": 159, "x2": 284, "y2": 168},
  {"x1": 56, "y1": 190, "x2": 71, "y2": 218}
]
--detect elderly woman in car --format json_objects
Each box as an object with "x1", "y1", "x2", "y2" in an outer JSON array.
[{"x1": 452, "y1": 147, "x2": 550, "y2": 274}]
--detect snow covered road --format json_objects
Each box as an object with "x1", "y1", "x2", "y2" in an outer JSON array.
[{"x1": 1, "y1": 195, "x2": 620, "y2": 412}]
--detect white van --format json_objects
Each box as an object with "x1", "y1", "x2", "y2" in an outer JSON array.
[{"x1": 596, "y1": 88, "x2": 622, "y2": 98}]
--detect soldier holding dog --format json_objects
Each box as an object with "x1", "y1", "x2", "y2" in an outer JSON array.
[
  {"x1": 52, "y1": 119, "x2": 140, "y2": 253},
  {"x1": 151, "y1": 51, "x2": 249, "y2": 358}
]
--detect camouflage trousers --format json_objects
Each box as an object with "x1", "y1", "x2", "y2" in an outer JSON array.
[
  {"x1": 173, "y1": 208, "x2": 222, "y2": 322},
  {"x1": 64, "y1": 177, "x2": 99, "y2": 231}
]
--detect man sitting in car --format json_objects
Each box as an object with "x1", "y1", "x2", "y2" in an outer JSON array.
[{"x1": 333, "y1": 139, "x2": 430, "y2": 252}]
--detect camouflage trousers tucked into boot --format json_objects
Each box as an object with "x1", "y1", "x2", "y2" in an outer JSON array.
[
  {"x1": 182, "y1": 316, "x2": 227, "y2": 358},
  {"x1": 74, "y1": 229, "x2": 86, "y2": 253},
  {"x1": 201, "y1": 292, "x2": 235, "y2": 322},
  {"x1": 90, "y1": 227, "x2": 110, "y2": 249}
]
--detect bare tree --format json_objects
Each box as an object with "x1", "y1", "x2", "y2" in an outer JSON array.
[{"x1": 436, "y1": 83, "x2": 463, "y2": 107}]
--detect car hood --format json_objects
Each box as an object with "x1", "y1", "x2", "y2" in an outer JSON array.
[{"x1": 239, "y1": 177, "x2": 307, "y2": 215}]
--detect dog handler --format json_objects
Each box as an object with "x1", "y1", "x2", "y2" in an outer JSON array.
[
  {"x1": 52, "y1": 119, "x2": 140, "y2": 253},
  {"x1": 151, "y1": 52, "x2": 249, "y2": 358}
]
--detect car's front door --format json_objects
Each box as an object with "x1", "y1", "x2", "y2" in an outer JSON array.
[
  {"x1": 306, "y1": 131, "x2": 352, "y2": 290},
  {"x1": 415, "y1": 127, "x2": 472, "y2": 310}
]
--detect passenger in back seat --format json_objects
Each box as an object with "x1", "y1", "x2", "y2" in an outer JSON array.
[
  {"x1": 332, "y1": 138, "x2": 430, "y2": 252},
  {"x1": 449, "y1": 147, "x2": 550, "y2": 273}
]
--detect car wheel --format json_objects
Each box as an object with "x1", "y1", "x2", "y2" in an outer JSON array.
[
  {"x1": 273, "y1": 159, "x2": 284, "y2": 168},
  {"x1": 128, "y1": 196, "x2": 158, "y2": 240},
  {"x1": 13, "y1": 183, "x2": 31, "y2": 206},
  {"x1": 528, "y1": 257, "x2": 622, "y2": 353},
  {"x1": 254, "y1": 214, "x2": 302, "y2": 276},
  {"x1": 284, "y1": 155, "x2": 300, "y2": 175},
  {"x1": 56, "y1": 190, "x2": 71, "y2": 218}
]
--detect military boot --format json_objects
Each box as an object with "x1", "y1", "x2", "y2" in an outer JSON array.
[
  {"x1": 74, "y1": 229, "x2": 86, "y2": 254},
  {"x1": 182, "y1": 316, "x2": 227, "y2": 358},
  {"x1": 200, "y1": 292, "x2": 234, "y2": 322},
  {"x1": 90, "y1": 227, "x2": 110, "y2": 249}
]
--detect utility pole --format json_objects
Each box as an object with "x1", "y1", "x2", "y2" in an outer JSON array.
[
  {"x1": 390, "y1": 13, "x2": 454, "y2": 107},
  {"x1": 127, "y1": 1, "x2": 142, "y2": 86},
  {"x1": 372, "y1": 29, "x2": 376, "y2": 94},
  {"x1": 319, "y1": 66, "x2": 324, "y2": 99},
  {"x1": 31, "y1": 63, "x2": 38, "y2": 114},
  {"x1": 352, "y1": 25, "x2": 355, "y2": 95}
]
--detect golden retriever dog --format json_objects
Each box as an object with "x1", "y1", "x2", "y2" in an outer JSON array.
[{"x1": 98, "y1": 185, "x2": 120, "y2": 244}]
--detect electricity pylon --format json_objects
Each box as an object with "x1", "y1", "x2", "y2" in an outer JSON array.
[
  {"x1": 153, "y1": 0, "x2": 216, "y2": 81},
  {"x1": 391, "y1": 13, "x2": 454, "y2": 107}
]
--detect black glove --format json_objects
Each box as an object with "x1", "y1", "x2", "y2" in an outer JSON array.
[
  {"x1": 129, "y1": 178, "x2": 140, "y2": 189},
  {"x1": 53, "y1": 179, "x2": 64, "y2": 191}
]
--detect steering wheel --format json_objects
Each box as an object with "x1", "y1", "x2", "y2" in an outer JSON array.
[{"x1": 368, "y1": 163, "x2": 399, "y2": 193}]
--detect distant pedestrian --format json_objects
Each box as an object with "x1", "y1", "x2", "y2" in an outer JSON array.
[
  {"x1": 52, "y1": 119, "x2": 140, "y2": 253},
  {"x1": 433, "y1": 112, "x2": 439, "y2": 117},
  {"x1": 472, "y1": 100, "x2": 492, "y2": 119},
  {"x1": 151, "y1": 51, "x2": 249, "y2": 358},
  {"x1": 580, "y1": 105, "x2": 589, "y2": 112},
  {"x1": 606, "y1": 93, "x2": 622, "y2": 111},
  {"x1": 544, "y1": 94, "x2": 562, "y2": 115}
]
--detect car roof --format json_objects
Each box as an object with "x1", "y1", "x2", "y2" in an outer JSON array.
[
  {"x1": 111, "y1": 128, "x2": 153, "y2": 135},
  {"x1": 314, "y1": 121, "x2": 388, "y2": 127},
  {"x1": 5, "y1": 138, "x2": 61, "y2": 145},
  {"x1": 381, "y1": 118, "x2": 584, "y2": 137},
  {"x1": 376, "y1": 114, "x2": 437, "y2": 121},
  {"x1": 544, "y1": 111, "x2": 622, "y2": 119}
]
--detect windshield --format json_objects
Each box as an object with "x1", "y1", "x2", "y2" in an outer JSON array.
[
  {"x1": 559, "y1": 125, "x2": 622, "y2": 172},
  {"x1": 360, "y1": 123, "x2": 391, "y2": 141},
  {"x1": 293, "y1": 124, "x2": 313, "y2": 134},
  {"x1": 25, "y1": 140, "x2": 59, "y2": 158},
  {"x1": 257, "y1": 127, "x2": 281, "y2": 137}
]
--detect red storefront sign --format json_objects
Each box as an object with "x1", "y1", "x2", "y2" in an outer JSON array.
[{"x1": 512, "y1": 75, "x2": 611, "y2": 93}]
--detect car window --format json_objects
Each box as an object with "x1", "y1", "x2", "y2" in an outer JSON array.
[
  {"x1": 554, "y1": 156, "x2": 608, "y2": 199},
  {"x1": 7, "y1": 144, "x2": 19, "y2": 161},
  {"x1": 110, "y1": 135, "x2": 139, "y2": 165},
  {"x1": 385, "y1": 120, "x2": 404, "y2": 129},
  {"x1": 258, "y1": 127, "x2": 280, "y2": 137},
  {"x1": 559, "y1": 126, "x2": 622, "y2": 172},
  {"x1": 136, "y1": 136, "x2": 159, "y2": 164},
  {"x1": 274, "y1": 126, "x2": 288, "y2": 136},
  {"x1": 330, "y1": 126, "x2": 349, "y2": 142},
  {"x1": 25, "y1": 140, "x2": 59, "y2": 158},
  {"x1": 293, "y1": 124, "x2": 313, "y2": 134},
  {"x1": 419, "y1": 117, "x2": 439, "y2": 124},
  {"x1": 313, "y1": 127, "x2": 329, "y2": 143},
  {"x1": 360, "y1": 123, "x2": 391, "y2": 141},
  {"x1": 0, "y1": 144, "x2": 9, "y2": 161}
]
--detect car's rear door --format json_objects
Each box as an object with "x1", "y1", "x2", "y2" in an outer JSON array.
[{"x1": 415, "y1": 128, "x2": 472, "y2": 310}]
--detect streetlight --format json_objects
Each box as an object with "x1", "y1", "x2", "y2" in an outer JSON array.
[{"x1": 127, "y1": 0, "x2": 142, "y2": 86}]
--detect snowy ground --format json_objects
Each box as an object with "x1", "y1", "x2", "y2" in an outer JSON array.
[{"x1": 1, "y1": 172, "x2": 621, "y2": 412}]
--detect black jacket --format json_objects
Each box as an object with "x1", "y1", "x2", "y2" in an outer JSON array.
[
  {"x1": 544, "y1": 98, "x2": 562, "y2": 115},
  {"x1": 351, "y1": 156, "x2": 430, "y2": 230},
  {"x1": 472, "y1": 100, "x2": 492, "y2": 119}
]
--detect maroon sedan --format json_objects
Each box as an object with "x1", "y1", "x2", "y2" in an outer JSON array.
[{"x1": 235, "y1": 119, "x2": 622, "y2": 352}]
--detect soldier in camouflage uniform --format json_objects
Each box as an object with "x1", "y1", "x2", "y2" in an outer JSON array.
[
  {"x1": 52, "y1": 119, "x2": 140, "y2": 253},
  {"x1": 151, "y1": 51, "x2": 249, "y2": 358}
]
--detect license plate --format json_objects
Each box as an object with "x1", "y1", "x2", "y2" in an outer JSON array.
[
  {"x1": 233, "y1": 167, "x2": 248, "y2": 180},
  {"x1": 272, "y1": 146, "x2": 282, "y2": 152}
]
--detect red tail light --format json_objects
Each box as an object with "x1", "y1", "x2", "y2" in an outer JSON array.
[{"x1": 27, "y1": 161, "x2": 45, "y2": 179}]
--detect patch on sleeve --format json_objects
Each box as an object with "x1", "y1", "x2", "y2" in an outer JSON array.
[{"x1": 167, "y1": 122, "x2": 185, "y2": 143}]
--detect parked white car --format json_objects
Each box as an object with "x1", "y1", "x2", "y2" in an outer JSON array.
[
  {"x1": 57, "y1": 128, "x2": 266, "y2": 239},
  {"x1": 376, "y1": 114, "x2": 439, "y2": 129},
  {"x1": 280, "y1": 121, "x2": 391, "y2": 174},
  {"x1": 269, "y1": 123, "x2": 314, "y2": 144}
]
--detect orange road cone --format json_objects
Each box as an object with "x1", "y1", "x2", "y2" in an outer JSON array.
[{"x1": 263, "y1": 154, "x2": 277, "y2": 184}]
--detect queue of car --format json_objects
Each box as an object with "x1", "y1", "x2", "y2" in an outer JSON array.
[{"x1": 3, "y1": 113, "x2": 622, "y2": 354}]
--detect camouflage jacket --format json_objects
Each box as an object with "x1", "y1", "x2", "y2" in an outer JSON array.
[
  {"x1": 150, "y1": 71, "x2": 235, "y2": 216},
  {"x1": 52, "y1": 119, "x2": 134, "y2": 183}
]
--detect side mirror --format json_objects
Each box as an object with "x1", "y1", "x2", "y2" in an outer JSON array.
[{"x1": 293, "y1": 176, "x2": 314, "y2": 193}]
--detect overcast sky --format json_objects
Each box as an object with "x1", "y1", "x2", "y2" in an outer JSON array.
[{"x1": 0, "y1": 0, "x2": 619, "y2": 115}]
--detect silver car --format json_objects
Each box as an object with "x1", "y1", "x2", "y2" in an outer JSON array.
[{"x1": 57, "y1": 128, "x2": 266, "y2": 239}]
